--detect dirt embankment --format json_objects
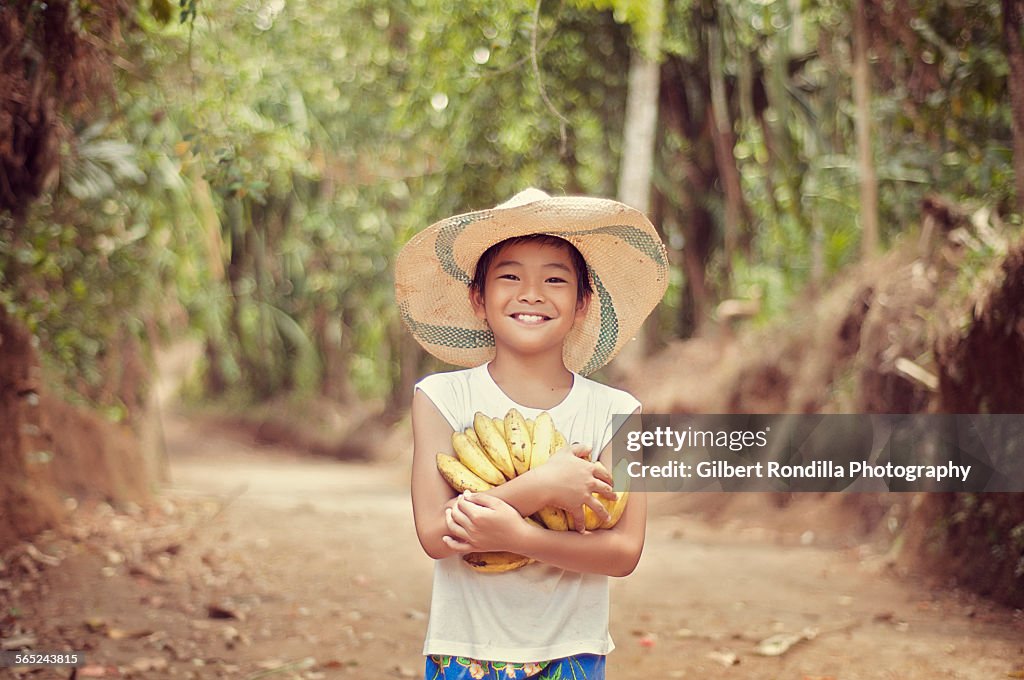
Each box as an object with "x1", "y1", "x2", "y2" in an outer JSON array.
[
  {"x1": 0, "y1": 310, "x2": 155, "y2": 550},
  {"x1": 625, "y1": 214, "x2": 1024, "y2": 607}
]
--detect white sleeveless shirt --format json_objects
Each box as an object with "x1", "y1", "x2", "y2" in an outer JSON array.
[{"x1": 414, "y1": 362, "x2": 641, "y2": 662}]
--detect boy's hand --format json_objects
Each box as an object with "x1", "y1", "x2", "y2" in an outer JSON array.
[
  {"x1": 534, "y1": 443, "x2": 616, "y2": 532},
  {"x1": 442, "y1": 492, "x2": 531, "y2": 553}
]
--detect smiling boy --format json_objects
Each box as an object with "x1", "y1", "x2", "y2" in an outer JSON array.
[{"x1": 395, "y1": 188, "x2": 669, "y2": 680}]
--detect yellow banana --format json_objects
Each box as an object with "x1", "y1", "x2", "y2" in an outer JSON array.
[
  {"x1": 583, "y1": 502, "x2": 604, "y2": 531},
  {"x1": 552, "y1": 430, "x2": 567, "y2": 454},
  {"x1": 524, "y1": 413, "x2": 567, "y2": 530},
  {"x1": 465, "y1": 427, "x2": 481, "y2": 448},
  {"x1": 462, "y1": 551, "x2": 532, "y2": 573},
  {"x1": 602, "y1": 491, "x2": 629, "y2": 529},
  {"x1": 529, "y1": 412, "x2": 556, "y2": 468},
  {"x1": 504, "y1": 408, "x2": 532, "y2": 475},
  {"x1": 436, "y1": 453, "x2": 494, "y2": 493},
  {"x1": 566, "y1": 491, "x2": 629, "y2": 531},
  {"x1": 452, "y1": 432, "x2": 506, "y2": 485},
  {"x1": 492, "y1": 416, "x2": 505, "y2": 437},
  {"x1": 537, "y1": 506, "x2": 569, "y2": 531},
  {"x1": 602, "y1": 459, "x2": 632, "y2": 528},
  {"x1": 474, "y1": 412, "x2": 516, "y2": 479},
  {"x1": 525, "y1": 418, "x2": 535, "y2": 439}
]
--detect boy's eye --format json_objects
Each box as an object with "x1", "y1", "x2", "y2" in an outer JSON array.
[
  {"x1": 546, "y1": 277, "x2": 568, "y2": 284},
  {"x1": 497, "y1": 273, "x2": 519, "y2": 281}
]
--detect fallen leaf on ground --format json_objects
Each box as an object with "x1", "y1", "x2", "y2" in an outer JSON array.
[
  {"x1": 130, "y1": 657, "x2": 168, "y2": 672},
  {"x1": 107, "y1": 627, "x2": 152, "y2": 640},
  {"x1": 129, "y1": 562, "x2": 167, "y2": 582},
  {"x1": 707, "y1": 651, "x2": 739, "y2": 667},
  {"x1": 25, "y1": 544, "x2": 61, "y2": 567},
  {"x1": 754, "y1": 627, "x2": 818, "y2": 656},
  {"x1": 1, "y1": 633, "x2": 38, "y2": 650}
]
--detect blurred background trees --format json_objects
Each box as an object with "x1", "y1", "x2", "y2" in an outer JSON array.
[
  {"x1": 3, "y1": 0, "x2": 1021, "y2": 412},
  {"x1": 2, "y1": 0, "x2": 1023, "y2": 597}
]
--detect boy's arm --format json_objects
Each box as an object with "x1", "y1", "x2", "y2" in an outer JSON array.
[
  {"x1": 487, "y1": 406, "x2": 638, "y2": 530},
  {"x1": 478, "y1": 442, "x2": 617, "y2": 531},
  {"x1": 445, "y1": 489, "x2": 646, "y2": 577},
  {"x1": 410, "y1": 389, "x2": 466, "y2": 560},
  {"x1": 443, "y1": 408, "x2": 647, "y2": 577},
  {"x1": 411, "y1": 390, "x2": 614, "y2": 557}
]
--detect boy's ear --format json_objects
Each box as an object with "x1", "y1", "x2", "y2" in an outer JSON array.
[
  {"x1": 574, "y1": 292, "x2": 591, "y2": 321},
  {"x1": 469, "y1": 287, "x2": 487, "y2": 320}
]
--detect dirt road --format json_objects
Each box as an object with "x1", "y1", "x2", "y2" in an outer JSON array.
[{"x1": 8, "y1": 402, "x2": 1022, "y2": 680}]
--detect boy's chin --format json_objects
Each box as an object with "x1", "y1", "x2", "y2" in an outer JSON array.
[{"x1": 494, "y1": 340, "x2": 568, "y2": 359}]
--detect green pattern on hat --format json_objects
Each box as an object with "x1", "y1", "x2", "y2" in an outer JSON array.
[
  {"x1": 581, "y1": 268, "x2": 618, "y2": 376},
  {"x1": 436, "y1": 214, "x2": 483, "y2": 285},
  {"x1": 569, "y1": 225, "x2": 668, "y2": 268},
  {"x1": 400, "y1": 303, "x2": 495, "y2": 349}
]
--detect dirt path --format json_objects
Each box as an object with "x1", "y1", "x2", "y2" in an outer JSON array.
[
  {"x1": 164, "y1": 413, "x2": 1024, "y2": 680},
  {"x1": 7, "y1": 401, "x2": 1022, "y2": 680}
]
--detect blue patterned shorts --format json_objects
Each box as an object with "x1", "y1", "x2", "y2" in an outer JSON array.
[{"x1": 425, "y1": 653, "x2": 605, "y2": 680}]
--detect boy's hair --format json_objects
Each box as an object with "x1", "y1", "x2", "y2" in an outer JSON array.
[{"x1": 470, "y1": 234, "x2": 594, "y2": 304}]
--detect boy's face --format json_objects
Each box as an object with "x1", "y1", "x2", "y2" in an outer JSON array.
[{"x1": 469, "y1": 240, "x2": 590, "y2": 360}]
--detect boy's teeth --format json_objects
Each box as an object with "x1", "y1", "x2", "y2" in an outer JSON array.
[{"x1": 516, "y1": 314, "x2": 544, "y2": 322}]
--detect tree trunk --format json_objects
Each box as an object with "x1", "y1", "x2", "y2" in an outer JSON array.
[
  {"x1": 386, "y1": 320, "x2": 423, "y2": 417},
  {"x1": 708, "y1": 21, "x2": 745, "y2": 271},
  {"x1": 0, "y1": 309, "x2": 57, "y2": 547},
  {"x1": 316, "y1": 306, "x2": 355, "y2": 403},
  {"x1": 853, "y1": 0, "x2": 879, "y2": 257},
  {"x1": 1003, "y1": 0, "x2": 1024, "y2": 212},
  {"x1": 660, "y1": 54, "x2": 716, "y2": 337},
  {"x1": 612, "y1": 0, "x2": 664, "y2": 371},
  {"x1": 679, "y1": 171, "x2": 714, "y2": 337}
]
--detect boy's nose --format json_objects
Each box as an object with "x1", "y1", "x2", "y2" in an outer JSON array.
[{"x1": 518, "y1": 284, "x2": 544, "y2": 303}]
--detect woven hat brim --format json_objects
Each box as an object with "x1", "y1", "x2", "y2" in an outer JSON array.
[{"x1": 395, "y1": 194, "x2": 669, "y2": 375}]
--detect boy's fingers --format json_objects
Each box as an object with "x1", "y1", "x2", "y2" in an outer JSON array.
[
  {"x1": 462, "y1": 491, "x2": 500, "y2": 509},
  {"x1": 442, "y1": 535, "x2": 472, "y2": 553},
  {"x1": 592, "y1": 464, "x2": 613, "y2": 486},
  {"x1": 568, "y1": 507, "x2": 587, "y2": 533},
  {"x1": 570, "y1": 442, "x2": 592, "y2": 459},
  {"x1": 584, "y1": 495, "x2": 611, "y2": 523},
  {"x1": 450, "y1": 501, "x2": 473, "y2": 527},
  {"x1": 593, "y1": 481, "x2": 617, "y2": 501},
  {"x1": 445, "y1": 508, "x2": 471, "y2": 540}
]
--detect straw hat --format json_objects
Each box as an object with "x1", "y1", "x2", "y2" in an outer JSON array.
[{"x1": 394, "y1": 188, "x2": 669, "y2": 375}]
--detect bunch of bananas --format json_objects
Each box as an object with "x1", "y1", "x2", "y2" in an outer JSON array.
[{"x1": 435, "y1": 408, "x2": 629, "y2": 573}]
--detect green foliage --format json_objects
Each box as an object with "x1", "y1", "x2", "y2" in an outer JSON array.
[
  {"x1": 158, "y1": 0, "x2": 635, "y2": 402},
  {"x1": 670, "y1": 0, "x2": 1020, "y2": 317},
  {"x1": 3, "y1": 0, "x2": 1019, "y2": 412},
  {"x1": 0, "y1": 70, "x2": 193, "y2": 414}
]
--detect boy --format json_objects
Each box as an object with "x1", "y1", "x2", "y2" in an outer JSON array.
[{"x1": 395, "y1": 188, "x2": 668, "y2": 679}]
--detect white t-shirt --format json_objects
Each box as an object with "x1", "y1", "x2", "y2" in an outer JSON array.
[{"x1": 414, "y1": 362, "x2": 641, "y2": 662}]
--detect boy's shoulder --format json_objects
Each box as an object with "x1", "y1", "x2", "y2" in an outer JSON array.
[
  {"x1": 414, "y1": 365, "x2": 481, "y2": 392},
  {"x1": 572, "y1": 373, "x2": 642, "y2": 412}
]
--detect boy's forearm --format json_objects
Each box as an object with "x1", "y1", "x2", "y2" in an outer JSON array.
[
  {"x1": 476, "y1": 470, "x2": 549, "y2": 517},
  {"x1": 510, "y1": 524, "x2": 644, "y2": 577}
]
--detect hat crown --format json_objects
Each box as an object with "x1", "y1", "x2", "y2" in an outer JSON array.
[{"x1": 495, "y1": 187, "x2": 551, "y2": 210}]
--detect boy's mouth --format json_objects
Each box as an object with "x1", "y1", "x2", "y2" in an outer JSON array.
[{"x1": 510, "y1": 313, "x2": 551, "y2": 324}]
